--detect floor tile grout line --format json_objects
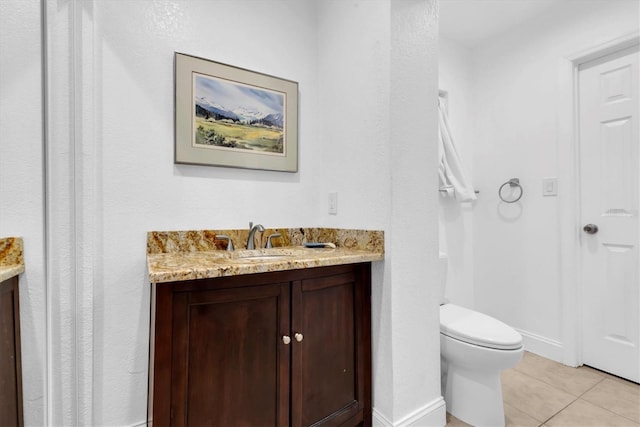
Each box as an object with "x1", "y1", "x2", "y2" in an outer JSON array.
[
  {"x1": 532, "y1": 387, "x2": 640, "y2": 427},
  {"x1": 511, "y1": 364, "x2": 607, "y2": 399},
  {"x1": 449, "y1": 353, "x2": 640, "y2": 427},
  {"x1": 538, "y1": 394, "x2": 581, "y2": 426},
  {"x1": 583, "y1": 365, "x2": 640, "y2": 387},
  {"x1": 508, "y1": 358, "x2": 607, "y2": 425},
  {"x1": 513, "y1": 355, "x2": 640, "y2": 394},
  {"x1": 575, "y1": 374, "x2": 605, "y2": 398},
  {"x1": 503, "y1": 401, "x2": 548, "y2": 426},
  {"x1": 577, "y1": 377, "x2": 640, "y2": 422},
  {"x1": 503, "y1": 367, "x2": 578, "y2": 423},
  {"x1": 509, "y1": 365, "x2": 570, "y2": 393},
  {"x1": 575, "y1": 396, "x2": 640, "y2": 425}
]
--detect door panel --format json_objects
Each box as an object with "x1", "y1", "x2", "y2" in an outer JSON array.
[
  {"x1": 0, "y1": 277, "x2": 23, "y2": 427},
  {"x1": 291, "y1": 270, "x2": 363, "y2": 426},
  {"x1": 171, "y1": 283, "x2": 290, "y2": 426},
  {"x1": 579, "y1": 45, "x2": 640, "y2": 383}
]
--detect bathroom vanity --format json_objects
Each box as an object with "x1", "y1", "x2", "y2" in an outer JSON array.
[
  {"x1": 147, "y1": 228, "x2": 383, "y2": 427},
  {"x1": 0, "y1": 237, "x2": 25, "y2": 427}
]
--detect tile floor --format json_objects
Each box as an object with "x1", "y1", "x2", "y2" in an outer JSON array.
[{"x1": 446, "y1": 351, "x2": 640, "y2": 427}]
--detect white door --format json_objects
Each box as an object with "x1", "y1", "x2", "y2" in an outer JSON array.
[{"x1": 579, "y1": 45, "x2": 640, "y2": 383}]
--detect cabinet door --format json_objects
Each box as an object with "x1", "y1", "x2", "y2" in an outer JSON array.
[
  {"x1": 0, "y1": 276, "x2": 23, "y2": 427},
  {"x1": 170, "y1": 282, "x2": 290, "y2": 426},
  {"x1": 291, "y1": 265, "x2": 371, "y2": 426}
]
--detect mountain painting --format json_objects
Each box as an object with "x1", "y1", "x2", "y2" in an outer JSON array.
[{"x1": 193, "y1": 73, "x2": 286, "y2": 155}]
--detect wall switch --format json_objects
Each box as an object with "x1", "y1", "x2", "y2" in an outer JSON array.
[
  {"x1": 542, "y1": 177, "x2": 558, "y2": 196},
  {"x1": 328, "y1": 192, "x2": 338, "y2": 215}
]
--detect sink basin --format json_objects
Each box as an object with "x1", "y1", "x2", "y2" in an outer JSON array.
[
  {"x1": 238, "y1": 254, "x2": 292, "y2": 261},
  {"x1": 233, "y1": 248, "x2": 309, "y2": 261}
]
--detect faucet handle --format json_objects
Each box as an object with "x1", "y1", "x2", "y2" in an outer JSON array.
[
  {"x1": 265, "y1": 233, "x2": 282, "y2": 248},
  {"x1": 216, "y1": 235, "x2": 234, "y2": 251}
]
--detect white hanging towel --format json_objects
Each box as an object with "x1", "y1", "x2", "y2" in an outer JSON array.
[{"x1": 438, "y1": 97, "x2": 476, "y2": 202}]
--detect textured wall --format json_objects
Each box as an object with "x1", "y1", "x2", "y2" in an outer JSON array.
[
  {"x1": 386, "y1": 0, "x2": 443, "y2": 424},
  {"x1": 470, "y1": 1, "x2": 640, "y2": 360},
  {"x1": 0, "y1": 1, "x2": 46, "y2": 425},
  {"x1": 437, "y1": 36, "x2": 476, "y2": 309},
  {"x1": 317, "y1": 1, "x2": 391, "y2": 230},
  {"x1": 80, "y1": 2, "x2": 321, "y2": 424},
  {"x1": 4, "y1": 0, "x2": 442, "y2": 425}
]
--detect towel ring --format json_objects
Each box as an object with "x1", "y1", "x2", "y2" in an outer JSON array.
[{"x1": 499, "y1": 178, "x2": 523, "y2": 203}]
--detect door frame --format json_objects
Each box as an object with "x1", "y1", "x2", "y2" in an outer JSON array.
[{"x1": 558, "y1": 31, "x2": 640, "y2": 368}]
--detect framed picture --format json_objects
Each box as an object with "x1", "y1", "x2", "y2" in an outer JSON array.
[{"x1": 175, "y1": 53, "x2": 298, "y2": 172}]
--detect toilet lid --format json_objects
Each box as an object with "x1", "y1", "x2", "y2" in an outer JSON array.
[{"x1": 440, "y1": 304, "x2": 523, "y2": 350}]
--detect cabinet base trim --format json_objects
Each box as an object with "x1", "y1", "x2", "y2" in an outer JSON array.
[{"x1": 373, "y1": 397, "x2": 446, "y2": 427}]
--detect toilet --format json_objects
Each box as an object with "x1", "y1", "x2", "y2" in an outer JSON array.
[{"x1": 439, "y1": 253, "x2": 524, "y2": 427}]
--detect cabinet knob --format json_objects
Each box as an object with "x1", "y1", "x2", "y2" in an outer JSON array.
[
  {"x1": 294, "y1": 332, "x2": 304, "y2": 342},
  {"x1": 282, "y1": 335, "x2": 291, "y2": 345}
]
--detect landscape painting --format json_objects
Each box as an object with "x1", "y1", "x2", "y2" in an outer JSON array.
[
  {"x1": 193, "y1": 73, "x2": 286, "y2": 155},
  {"x1": 175, "y1": 53, "x2": 298, "y2": 172}
]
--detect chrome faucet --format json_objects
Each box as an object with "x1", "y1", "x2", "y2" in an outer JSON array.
[{"x1": 246, "y1": 222, "x2": 265, "y2": 250}]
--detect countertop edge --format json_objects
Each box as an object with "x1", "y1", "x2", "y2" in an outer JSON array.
[
  {"x1": 0, "y1": 265, "x2": 25, "y2": 283},
  {"x1": 0, "y1": 237, "x2": 24, "y2": 282},
  {"x1": 148, "y1": 249, "x2": 384, "y2": 284}
]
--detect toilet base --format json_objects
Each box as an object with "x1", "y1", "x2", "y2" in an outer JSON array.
[
  {"x1": 440, "y1": 333, "x2": 523, "y2": 427},
  {"x1": 443, "y1": 363, "x2": 506, "y2": 427}
]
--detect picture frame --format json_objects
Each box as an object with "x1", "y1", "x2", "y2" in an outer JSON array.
[{"x1": 175, "y1": 52, "x2": 298, "y2": 172}]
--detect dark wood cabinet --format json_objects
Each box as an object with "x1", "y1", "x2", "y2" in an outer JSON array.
[
  {"x1": 0, "y1": 275, "x2": 23, "y2": 427},
  {"x1": 149, "y1": 263, "x2": 371, "y2": 427}
]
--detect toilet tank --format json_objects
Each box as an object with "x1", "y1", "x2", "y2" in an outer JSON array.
[{"x1": 438, "y1": 252, "x2": 448, "y2": 305}]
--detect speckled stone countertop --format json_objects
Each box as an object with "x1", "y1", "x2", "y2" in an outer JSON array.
[
  {"x1": 147, "y1": 228, "x2": 384, "y2": 283},
  {"x1": 0, "y1": 237, "x2": 24, "y2": 282}
]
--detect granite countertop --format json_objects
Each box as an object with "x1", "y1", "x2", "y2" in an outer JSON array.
[
  {"x1": 147, "y1": 228, "x2": 384, "y2": 283},
  {"x1": 0, "y1": 237, "x2": 24, "y2": 282}
]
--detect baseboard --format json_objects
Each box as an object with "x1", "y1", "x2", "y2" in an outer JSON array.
[
  {"x1": 373, "y1": 396, "x2": 446, "y2": 427},
  {"x1": 516, "y1": 328, "x2": 563, "y2": 363}
]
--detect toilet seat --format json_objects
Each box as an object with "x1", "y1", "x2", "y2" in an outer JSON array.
[{"x1": 440, "y1": 304, "x2": 522, "y2": 350}]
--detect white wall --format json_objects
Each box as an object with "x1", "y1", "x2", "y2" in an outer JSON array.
[
  {"x1": 318, "y1": 1, "x2": 390, "y2": 230},
  {"x1": 0, "y1": 1, "x2": 47, "y2": 425},
  {"x1": 438, "y1": 36, "x2": 475, "y2": 308},
  {"x1": 386, "y1": 1, "x2": 443, "y2": 424},
  {"x1": 441, "y1": 0, "x2": 640, "y2": 361},
  {"x1": 78, "y1": 2, "x2": 322, "y2": 424},
  {"x1": 23, "y1": 0, "x2": 443, "y2": 426}
]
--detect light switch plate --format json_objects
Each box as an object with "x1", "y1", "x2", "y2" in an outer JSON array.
[
  {"x1": 542, "y1": 178, "x2": 558, "y2": 196},
  {"x1": 328, "y1": 192, "x2": 338, "y2": 215}
]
